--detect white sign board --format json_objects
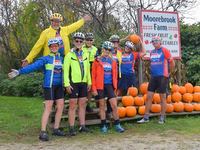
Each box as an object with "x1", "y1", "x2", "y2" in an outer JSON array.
[{"x1": 139, "y1": 10, "x2": 181, "y2": 59}]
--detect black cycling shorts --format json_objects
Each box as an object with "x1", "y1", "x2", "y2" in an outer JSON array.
[
  {"x1": 148, "y1": 76, "x2": 168, "y2": 93},
  {"x1": 44, "y1": 85, "x2": 64, "y2": 100},
  {"x1": 95, "y1": 84, "x2": 116, "y2": 100},
  {"x1": 69, "y1": 82, "x2": 88, "y2": 99}
]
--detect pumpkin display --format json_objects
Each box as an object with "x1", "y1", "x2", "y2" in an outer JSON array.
[
  {"x1": 151, "y1": 104, "x2": 161, "y2": 113},
  {"x1": 184, "y1": 103, "x2": 194, "y2": 112},
  {"x1": 140, "y1": 82, "x2": 148, "y2": 95},
  {"x1": 128, "y1": 87, "x2": 138, "y2": 97},
  {"x1": 184, "y1": 83, "x2": 194, "y2": 93},
  {"x1": 179, "y1": 86, "x2": 186, "y2": 95},
  {"x1": 122, "y1": 96, "x2": 134, "y2": 106},
  {"x1": 138, "y1": 106, "x2": 145, "y2": 115},
  {"x1": 166, "y1": 104, "x2": 174, "y2": 113},
  {"x1": 166, "y1": 95, "x2": 172, "y2": 103},
  {"x1": 171, "y1": 84, "x2": 180, "y2": 93},
  {"x1": 153, "y1": 93, "x2": 161, "y2": 104},
  {"x1": 126, "y1": 106, "x2": 137, "y2": 117},
  {"x1": 193, "y1": 104, "x2": 200, "y2": 111},
  {"x1": 129, "y1": 34, "x2": 140, "y2": 44},
  {"x1": 134, "y1": 96, "x2": 145, "y2": 106},
  {"x1": 117, "y1": 107, "x2": 126, "y2": 118},
  {"x1": 173, "y1": 102, "x2": 184, "y2": 112},
  {"x1": 172, "y1": 92, "x2": 182, "y2": 102},
  {"x1": 194, "y1": 86, "x2": 200, "y2": 93},
  {"x1": 193, "y1": 93, "x2": 200, "y2": 102},
  {"x1": 182, "y1": 93, "x2": 193, "y2": 103}
]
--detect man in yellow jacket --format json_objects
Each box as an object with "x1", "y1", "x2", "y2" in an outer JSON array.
[{"x1": 22, "y1": 13, "x2": 91, "y2": 66}]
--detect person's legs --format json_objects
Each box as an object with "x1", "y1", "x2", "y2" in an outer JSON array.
[
  {"x1": 137, "y1": 77, "x2": 157, "y2": 123},
  {"x1": 160, "y1": 93, "x2": 167, "y2": 116},
  {"x1": 68, "y1": 99, "x2": 78, "y2": 127},
  {"x1": 39, "y1": 100, "x2": 53, "y2": 141},
  {"x1": 99, "y1": 99, "x2": 106, "y2": 120},
  {"x1": 109, "y1": 98, "x2": 124, "y2": 133},
  {"x1": 41, "y1": 100, "x2": 54, "y2": 131},
  {"x1": 78, "y1": 97, "x2": 87, "y2": 126},
  {"x1": 68, "y1": 98, "x2": 78, "y2": 136},
  {"x1": 109, "y1": 98, "x2": 118, "y2": 120},
  {"x1": 158, "y1": 77, "x2": 168, "y2": 124}
]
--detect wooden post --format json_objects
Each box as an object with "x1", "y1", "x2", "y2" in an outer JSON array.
[{"x1": 137, "y1": 9, "x2": 143, "y2": 87}]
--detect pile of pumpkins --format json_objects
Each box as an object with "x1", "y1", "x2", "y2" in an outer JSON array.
[{"x1": 118, "y1": 82, "x2": 200, "y2": 118}]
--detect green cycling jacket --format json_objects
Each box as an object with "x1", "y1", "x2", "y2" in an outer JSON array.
[{"x1": 64, "y1": 49, "x2": 91, "y2": 87}]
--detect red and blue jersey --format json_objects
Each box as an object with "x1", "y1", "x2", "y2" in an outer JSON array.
[
  {"x1": 121, "y1": 52, "x2": 138, "y2": 75},
  {"x1": 150, "y1": 47, "x2": 171, "y2": 77},
  {"x1": 101, "y1": 57, "x2": 112, "y2": 84}
]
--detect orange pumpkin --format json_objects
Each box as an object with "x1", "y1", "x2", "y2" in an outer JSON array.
[
  {"x1": 173, "y1": 102, "x2": 184, "y2": 112},
  {"x1": 140, "y1": 82, "x2": 148, "y2": 95},
  {"x1": 194, "y1": 86, "x2": 200, "y2": 93},
  {"x1": 126, "y1": 106, "x2": 137, "y2": 117},
  {"x1": 184, "y1": 103, "x2": 193, "y2": 112},
  {"x1": 128, "y1": 87, "x2": 138, "y2": 97},
  {"x1": 184, "y1": 83, "x2": 194, "y2": 93},
  {"x1": 182, "y1": 93, "x2": 193, "y2": 103},
  {"x1": 151, "y1": 104, "x2": 161, "y2": 113},
  {"x1": 143, "y1": 94, "x2": 147, "y2": 103},
  {"x1": 122, "y1": 96, "x2": 134, "y2": 106},
  {"x1": 171, "y1": 84, "x2": 180, "y2": 93},
  {"x1": 134, "y1": 96, "x2": 144, "y2": 106},
  {"x1": 166, "y1": 95, "x2": 172, "y2": 103},
  {"x1": 153, "y1": 93, "x2": 161, "y2": 104},
  {"x1": 129, "y1": 34, "x2": 140, "y2": 44},
  {"x1": 117, "y1": 107, "x2": 126, "y2": 118},
  {"x1": 138, "y1": 106, "x2": 145, "y2": 115},
  {"x1": 193, "y1": 103, "x2": 200, "y2": 111},
  {"x1": 166, "y1": 104, "x2": 174, "y2": 113},
  {"x1": 193, "y1": 93, "x2": 200, "y2": 102},
  {"x1": 179, "y1": 86, "x2": 186, "y2": 95},
  {"x1": 172, "y1": 92, "x2": 182, "y2": 102}
]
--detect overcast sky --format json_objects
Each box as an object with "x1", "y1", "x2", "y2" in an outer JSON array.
[{"x1": 183, "y1": 1, "x2": 200, "y2": 24}]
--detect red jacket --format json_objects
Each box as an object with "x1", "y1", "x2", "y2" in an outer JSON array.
[{"x1": 92, "y1": 57, "x2": 118, "y2": 92}]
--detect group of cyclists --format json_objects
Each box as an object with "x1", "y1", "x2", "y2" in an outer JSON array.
[{"x1": 8, "y1": 12, "x2": 174, "y2": 142}]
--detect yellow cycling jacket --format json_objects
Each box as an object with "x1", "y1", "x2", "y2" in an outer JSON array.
[{"x1": 26, "y1": 19, "x2": 85, "y2": 63}]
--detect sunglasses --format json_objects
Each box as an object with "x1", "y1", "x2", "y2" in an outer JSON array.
[
  {"x1": 112, "y1": 41, "x2": 119, "y2": 43},
  {"x1": 152, "y1": 40, "x2": 160, "y2": 43},
  {"x1": 105, "y1": 48, "x2": 112, "y2": 51},
  {"x1": 75, "y1": 40, "x2": 83, "y2": 43},
  {"x1": 86, "y1": 39, "x2": 93, "y2": 41}
]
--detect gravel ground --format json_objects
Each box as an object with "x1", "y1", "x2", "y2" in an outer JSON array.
[{"x1": 1, "y1": 133, "x2": 200, "y2": 150}]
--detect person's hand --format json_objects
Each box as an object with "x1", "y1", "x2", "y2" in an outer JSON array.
[
  {"x1": 83, "y1": 14, "x2": 91, "y2": 22},
  {"x1": 92, "y1": 91, "x2": 98, "y2": 96},
  {"x1": 21, "y1": 59, "x2": 29, "y2": 67},
  {"x1": 87, "y1": 85, "x2": 91, "y2": 92},
  {"x1": 8, "y1": 69, "x2": 19, "y2": 79},
  {"x1": 66, "y1": 85, "x2": 73, "y2": 94}
]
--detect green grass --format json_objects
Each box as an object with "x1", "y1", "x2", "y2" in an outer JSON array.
[
  {"x1": 0, "y1": 96, "x2": 43, "y2": 143},
  {"x1": 1, "y1": 96, "x2": 200, "y2": 143}
]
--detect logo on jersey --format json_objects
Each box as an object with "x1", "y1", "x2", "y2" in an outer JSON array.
[
  {"x1": 102, "y1": 62, "x2": 112, "y2": 73},
  {"x1": 150, "y1": 53, "x2": 162, "y2": 62}
]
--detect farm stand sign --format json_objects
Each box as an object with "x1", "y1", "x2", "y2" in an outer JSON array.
[{"x1": 139, "y1": 9, "x2": 181, "y2": 59}]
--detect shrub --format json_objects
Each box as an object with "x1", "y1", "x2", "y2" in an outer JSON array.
[{"x1": 0, "y1": 73, "x2": 43, "y2": 97}]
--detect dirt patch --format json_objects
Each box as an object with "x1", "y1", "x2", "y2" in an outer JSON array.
[{"x1": 1, "y1": 133, "x2": 200, "y2": 150}]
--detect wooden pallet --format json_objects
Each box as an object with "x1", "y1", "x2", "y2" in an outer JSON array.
[{"x1": 46, "y1": 97, "x2": 200, "y2": 128}]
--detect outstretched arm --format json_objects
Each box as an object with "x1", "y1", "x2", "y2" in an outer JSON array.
[
  {"x1": 24, "y1": 31, "x2": 46, "y2": 64},
  {"x1": 63, "y1": 15, "x2": 91, "y2": 34}
]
